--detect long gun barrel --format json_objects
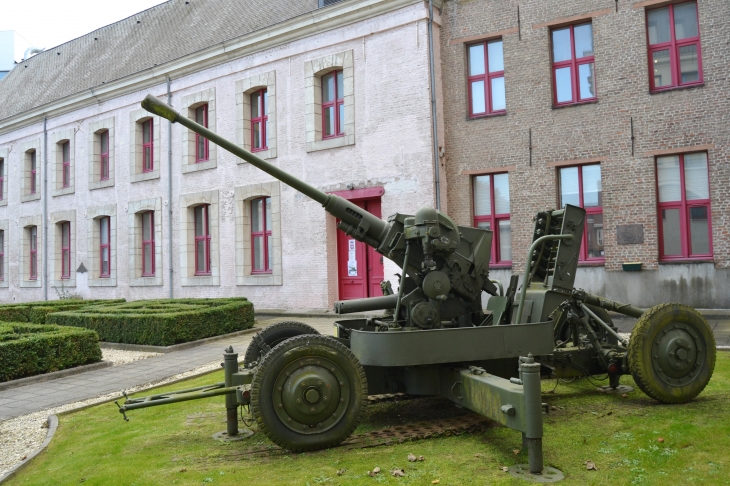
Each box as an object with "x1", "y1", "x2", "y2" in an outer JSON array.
[{"x1": 141, "y1": 94, "x2": 389, "y2": 249}]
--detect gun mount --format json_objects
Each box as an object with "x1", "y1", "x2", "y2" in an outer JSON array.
[{"x1": 118, "y1": 95, "x2": 716, "y2": 481}]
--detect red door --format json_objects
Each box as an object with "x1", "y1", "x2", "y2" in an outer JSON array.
[{"x1": 337, "y1": 198, "x2": 384, "y2": 300}]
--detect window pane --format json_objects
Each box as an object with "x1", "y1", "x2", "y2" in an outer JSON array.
[
  {"x1": 265, "y1": 197, "x2": 272, "y2": 230},
  {"x1": 101, "y1": 131, "x2": 108, "y2": 153},
  {"x1": 470, "y1": 80, "x2": 486, "y2": 114},
  {"x1": 251, "y1": 92, "x2": 260, "y2": 118},
  {"x1": 582, "y1": 165, "x2": 602, "y2": 207},
  {"x1": 324, "y1": 106, "x2": 335, "y2": 136},
  {"x1": 143, "y1": 121, "x2": 151, "y2": 143},
  {"x1": 263, "y1": 90, "x2": 268, "y2": 115},
  {"x1": 30, "y1": 228, "x2": 37, "y2": 249},
  {"x1": 31, "y1": 152, "x2": 36, "y2": 170},
  {"x1": 491, "y1": 77, "x2": 506, "y2": 111},
  {"x1": 253, "y1": 236, "x2": 264, "y2": 270},
  {"x1": 339, "y1": 103, "x2": 345, "y2": 134},
  {"x1": 62, "y1": 250, "x2": 68, "y2": 276},
  {"x1": 62, "y1": 223, "x2": 70, "y2": 246},
  {"x1": 586, "y1": 213, "x2": 604, "y2": 258},
  {"x1": 555, "y1": 67, "x2": 573, "y2": 103},
  {"x1": 144, "y1": 147, "x2": 151, "y2": 168},
  {"x1": 473, "y1": 175, "x2": 491, "y2": 216},
  {"x1": 493, "y1": 173, "x2": 510, "y2": 214},
  {"x1": 336, "y1": 71, "x2": 343, "y2": 99},
  {"x1": 560, "y1": 167, "x2": 580, "y2": 207},
  {"x1": 578, "y1": 63, "x2": 596, "y2": 99},
  {"x1": 144, "y1": 244, "x2": 153, "y2": 273},
  {"x1": 102, "y1": 248, "x2": 109, "y2": 274},
  {"x1": 197, "y1": 136, "x2": 206, "y2": 159},
  {"x1": 552, "y1": 28, "x2": 572, "y2": 62},
  {"x1": 661, "y1": 208, "x2": 682, "y2": 256},
  {"x1": 196, "y1": 240, "x2": 206, "y2": 272},
  {"x1": 251, "y1": 199, "x2": 263, "y2": 232},
  {"x1": 468, "y1": 44, "x2": 485, "y2": 76},
  {"x1": 267, "y1": 235, "x2": 273, "y2": 270},
  {"x1": 100, "y1": 218, "x2": 109, "y2": 244},
  {"x1": 477, "y1": 221, "x2": 491, "y2": 231},
  {"x1": 253, "y1": 122, "x2": 261, "y2": 149},
  {"x1": 574, "y1": 24, "x2": 594, "y2": 58},
  {"x1": 679, "y1": 44, "x2": 699, "y2": 83},
  {"x1": 196, "y1": 106, "x2": 205, "y2": 126},
  {"x1": 657, "y1": 156, "x2": 682, "y2": 202},
  {"x1": 143, "y1": 212, "x2": 152, "y2": 240},
  {"x1": 674, "y1": 2, "x2": 698, "y2": 40},
  {"x1": 684, "y1": 153, "x2": 709, "y2": 200},
  {"x1": 62, "y1": 142, "x2": 70, "y2": 161},
  {"x1": 195, "y1": 206, "x2": 205, "y2": 236},
  {"x1": 648, "y1": 7, "x2": 671, "y2": 45},
  {"x1": 487, "y1": 40, "x2": 504, "y2": 72},
  {"x1": 498, "y1": 220, "x2": 511, "y2": 261},
  {"x1": 689, "y1": 206, "x2": 709, "y2": 255},
  {"x1": 652, "y1": 49, "x2": 672, "y2": 87},
  {"x1": 322, "y1": 72, "x2": 335, "y2": 102}
]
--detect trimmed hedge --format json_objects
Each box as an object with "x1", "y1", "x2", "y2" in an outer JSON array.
[
  {"x1": 0, "y1": 323, "x2": 102, "y2": 382},
  {"x1": 0, "y1": 299, "x2": 126, "y2": 324},
  {"x1": 46, "y1": 298, "x2": 255, "y2": 346}
]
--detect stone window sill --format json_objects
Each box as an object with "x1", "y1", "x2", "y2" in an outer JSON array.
[{"x1": 182, "y1": 159, "x2": 217, "y2": 174}]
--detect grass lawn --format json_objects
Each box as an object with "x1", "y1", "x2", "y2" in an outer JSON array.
[{"x1": 7, "y1": 353, "x2": 730, "y2": 486}]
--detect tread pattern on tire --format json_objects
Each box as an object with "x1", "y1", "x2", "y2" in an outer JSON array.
[
  {"x1": 628, "y1": 303, "x2": 716, "y2": 404},
  {"x1": 243, "y1": 321, "x2": 320, "y2": 368},
  {"x1": 250, "y1": 334, "x2": 368, "y2": 452}
]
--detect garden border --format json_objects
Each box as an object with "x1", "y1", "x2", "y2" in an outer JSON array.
[{"x1": 0, "y1": 415, "x2": 58, "y2": 484}]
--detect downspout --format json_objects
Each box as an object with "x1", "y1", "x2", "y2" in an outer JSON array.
[
  {"x1": 43, "y1": 117, "x2": 48, "y2": 300},
  {"x1": 428, "y1": 0, "x2": 441, "y2": 210},
  {"x1": 167, "y1": 77, "x2": 173, "y2": 299}
]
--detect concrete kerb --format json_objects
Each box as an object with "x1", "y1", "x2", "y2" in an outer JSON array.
[
  {"x1": 99, "y1": 326, "x2": 260, "y2": 353},
  {"x1": 0, "y1": 362, "x2": 113, "y2": 392},
  {"x1": 0, "y1": 415, "x2": 58, "y2": 484}
]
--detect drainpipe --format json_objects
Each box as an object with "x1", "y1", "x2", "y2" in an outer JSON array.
[
  {"x1": 167, "y1": 77, "x2": 173, "y2": 299},
  {"x1": 43, "y1": 117, "x2": 48, "y2": 300},
  {"x1": 428, "y1": 0, "x2": 441, "y2": 210}
]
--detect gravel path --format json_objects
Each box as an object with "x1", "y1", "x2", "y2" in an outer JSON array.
[{"x1": 101, "y1": 348, "x2": 162, "y2": 365}]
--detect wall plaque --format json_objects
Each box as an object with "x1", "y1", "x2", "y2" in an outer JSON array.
[{"x1": 617, "y1": 224, "x2": 644, "y2": 245}]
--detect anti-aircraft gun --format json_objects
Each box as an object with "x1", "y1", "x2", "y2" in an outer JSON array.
[{"x1": 116, "y1": 95, "x2": 715, "y2": 480}]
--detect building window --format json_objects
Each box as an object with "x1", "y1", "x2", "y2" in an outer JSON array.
[
  {"x1": 322, "y1": 70, "x2": 344, "y2": 138},
  {"x1": 30, "y1": 150, "x2": 37, "y2": 194},
  {"x1": 100, "y1": 216, "x2": 111, "y2": 277},
  {"x1": 559, "y1": 164, "x2": 604, "y2": 262},
  {"x1": 467, "y1": 39, "x2": 506, "y2": 116},
  {"x1": 194, "y1": 205, "x2": 211, "y2": 275},
  {"x1": 647, "y1": 1, "x2": 702, "y2": 91},
  {"x1": 0, "y1": 230, "x2": 4, "y2": 281},
  {"x1": 100, "y1": 130, "x2": 110, "y2": 181},
  {"x1": 0, "y1": 158, "x2": 4, "y2": 200},
  {"x1": 473, "y1": 173, "x2": 511, "y2": 265},
  {"x1": 195, "y1": 104, "x2": 209, "y2": 162},
  {"x1": 657, "y1": 152, "x2": 711, "y2": 260},
  {"x1": 142, "y1": 211, "x2": 155, "y2": 276},
  {"x1": 61, "y1": 141, "x2": 70, "y2": 188},
  {"x1": 61, "y1": 221, "x2": 71, "y2": 279},
  {"x1": 251, "y1": 89, "x2": 268, "y2": 152},
  {"x1": 552, "y1": 23, "x2": 596, "y2": 105},
  {"x1": 142, "y1": 119, "x2": 153, "y2": 172},
  {"x1": 251, "y1": 197, "x2": 272, "y2": 274},
  {"x1": 30, "y1": 226, "x2": 38, "y2": 280}
]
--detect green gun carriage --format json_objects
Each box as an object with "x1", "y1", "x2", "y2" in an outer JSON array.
[{"x1": 117, "y1": 95, "x2": 716, "y2": 480}]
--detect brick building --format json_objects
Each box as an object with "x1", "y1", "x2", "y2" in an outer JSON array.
[
  {"x1": 0, "y1": 0, "x2": 442, "y2": 308},
  {"x1": 439, "y1": 0, "x2": 729, "y2": 308}
]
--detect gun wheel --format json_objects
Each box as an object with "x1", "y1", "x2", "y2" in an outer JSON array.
[
  {"x1": 244, "y1": 321, "x2": 320, "y2": 368},
  {"x1": 628, "y1": 303, "x2": 715, "y2": 404},
  {"x1": 250, "y1": 335, "x2": 367, "y2": 452}
]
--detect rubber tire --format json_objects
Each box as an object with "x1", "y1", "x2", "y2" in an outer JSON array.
[
  {"x1": 628, "y1": 303, "x2": 715, "y2": 404},
  {"x1": 243, "y1": 321, "x2": 320, "y2": 368},
  {"x1": 250, "y1": 334, "x2": 367, "y2": 452}
]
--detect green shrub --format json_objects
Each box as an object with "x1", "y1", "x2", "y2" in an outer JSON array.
[
  {"x1": 0, "y1": 299, "x2": 126, "y2": 324},
  {"x1": 0, "y1": 323, "x2": 102, "y2": 382},
  {"x1": 47, "y1": 298, "x2": 255, "y2": 346}
]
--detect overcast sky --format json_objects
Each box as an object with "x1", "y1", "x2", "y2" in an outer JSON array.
[{"x1": 0, "y1": 0, "x2": 167, "y2": 60}]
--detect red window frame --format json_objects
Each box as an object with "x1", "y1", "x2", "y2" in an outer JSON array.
[
  {"x1": 321, "y1": 70, "x2": 344, "y2": 139},
  {"x1": 194, "y1": 205, "x2": 211, "y2": 276},
  {"x1": 0, "y1": 158, "x2": 4, "y2": 200},
  {"x1": 61, "y1": 221, "x2": 71, "y2": 279},
  {"x1": 250, "y1": 89, "x2": 268, "y2": 152},
  {"x1": 473, "y1": 174, "x2": 511, "y2": 266},
  {"x1": 29, "y1": 226, "x2": 38, "y2": 280},
  {"x1": 100, "y1": 130, "x2": 110, "y2": 181},
  {"x1": 99, "y1": 216, "x2": 111, "y2": 278},
  {"x1": 142, "y1": 119, "x2": 153, "y2": 172},
  {"x1": 551, "y1": 23, "x2": 596, "y2": 106},
  {"x1": 656, "y1": 153, "x2": 712, "y2": 261},
  {"x1": 61, "y1": 141, "x2": 71, "y2": 188},
  {"x1": 0, "y1": 230, "x2": 4, "y2": 281},
  {"x1": 251, "y1": 197, "x2": 272, "y2": 274},
  {"x1": 467, "y1": 39, "x2": 506, "y2": 117},
  {"x1": 646, "y1": 1, "x2": 703, "y2": 92},
  {"x1": 195, "y1": 104, "x2": 209, "y2": 162},
  {"x1": 558, "y1": 164, "x2": 604, "y2": 263},
  {"x1": 30, "y1": 151, "x2": 37, "y2": 194},
  {"x1": 142, "y1": 211, "x2": 155, "y2": 276}
]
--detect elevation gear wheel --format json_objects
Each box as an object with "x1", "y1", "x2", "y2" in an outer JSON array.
[
  {"x1": 250, "y1": 334, "x2": 367, "y2": 451},
  {"x1": 243, "y1": 321, "x2": 320, "y2": 368},
  {"x1": 628, "y1": 303, "x2": 715, "y2": 404}
]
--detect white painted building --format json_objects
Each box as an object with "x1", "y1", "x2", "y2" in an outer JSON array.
[{"x1": 0, "y1": 0, "x2": 445, "y2": 308}]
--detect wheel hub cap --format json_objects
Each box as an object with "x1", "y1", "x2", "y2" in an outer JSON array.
[{"x1": 653, "y1": 323, "x2": 703, "y2": 385}]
